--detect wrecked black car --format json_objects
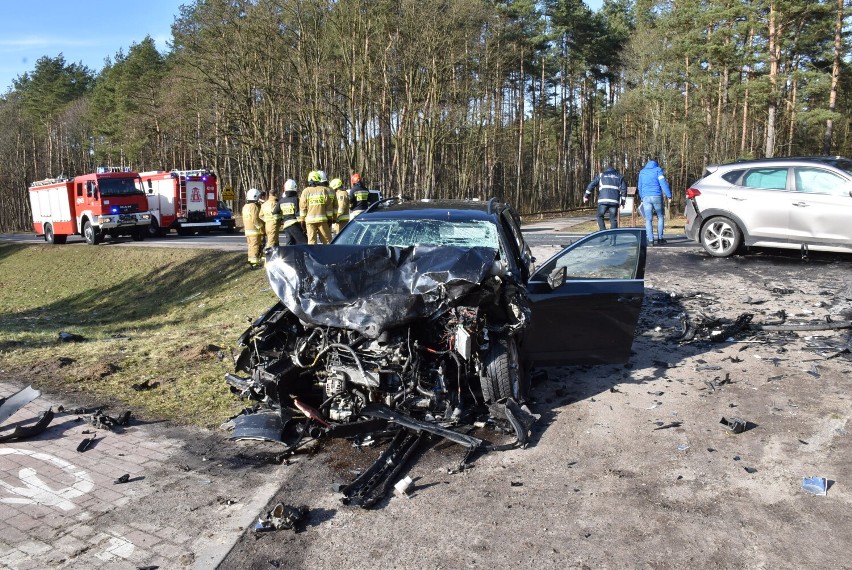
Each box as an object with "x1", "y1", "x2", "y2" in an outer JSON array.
[{"x1": 226, "y1": 199, "x2": 647, "y2": 504}]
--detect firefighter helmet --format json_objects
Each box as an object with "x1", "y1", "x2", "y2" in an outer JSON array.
[
  {"x1": 246, "y1": 188, "x2": 261, "y2": 201},
  {"x1": 284, "y1": 179, "x2": 297, "y2": 193},
  {"x1": 351, "y1": 173, "x2": 361, "y2": 184},
  {"x1": 316, "y1": 170, "x2": 328, "y2": 183},
  {"x1": 329, "y1": 178, "x2": 343, "y2": 190},
  {"x1": 308, "y1": 170, "x2": 325, "y2": 183}
]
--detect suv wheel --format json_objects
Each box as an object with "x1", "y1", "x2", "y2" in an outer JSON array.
[{"x1": 700, "y1": 216, "x2": 741, "y2": 257}]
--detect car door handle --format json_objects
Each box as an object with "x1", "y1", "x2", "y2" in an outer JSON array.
[
  {"x1": 792, "y1": 202, "x2": 809, "y2": 207},
  {"x1": 731, "y1": 196, "x2": 746, "y2": 201}
]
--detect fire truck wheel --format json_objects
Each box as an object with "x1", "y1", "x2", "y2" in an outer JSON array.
[
  {"x1": 83, "y1": 221, "x2": 101, "y2": 245},
  {"x1": 147, "y1": 218, "x2": 164, "y2": 237},
  {"x1": 44, "y1": 223, "x2": 56, "y2": 244}
]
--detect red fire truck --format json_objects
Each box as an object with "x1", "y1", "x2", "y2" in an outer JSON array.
[
  {"x1": 139, "y1": 169, "x2": 220, "y2": 236},
  {"x1": 28, "y1": 168, "x2": 151, "y2": 245}
]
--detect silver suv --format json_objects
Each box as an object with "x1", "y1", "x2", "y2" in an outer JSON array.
[{"x1": 684, "y1": 156, "x2": 852, "y2": 257}]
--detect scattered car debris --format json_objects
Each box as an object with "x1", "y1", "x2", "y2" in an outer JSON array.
[
  {"x1": 671, "y1": 312, "x2": 754, "y2": 343},
  {"x1": 0, "y1": 408, "x2": 55, "y2": 443},
  {"x1": 720, "y1": 416, "x2": 747, "y2": 434},
  {"x1": 131, "y1": 379, "x2": 160, "y2": 391},
  {"x1": 77, "y1": 435, "x2": 97, "y2": 452},
  {"x1": 0, "y1": 385, "x2": 41, "y2": 425},
  {"x1": 802, "y1": 477, "x2": 828, "y2": 496},
  {"x1": 58, "y1": 331, "x2": 86, "y2": 342},
  {"x1": 115, "y1": 474, "x2": 130, "y2": 484},
  {"x1": 87, "y1": 409, "x2": 131, "y2": 431},
  {"x1": 394, "y1": 475, "x2": 414, "y2": 496},
  {"x1": 254, "y1": 503, "x2": 309, "y2": 532},
  {"x1": 653, "y1": 421, "x2": 682, "y2": 430},
  {"x1": 743, "y1": 466, "x2": 758, "y2": 474}
]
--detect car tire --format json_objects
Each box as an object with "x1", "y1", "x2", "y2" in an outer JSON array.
[
  {"x1": 482, "y1": 336, "x2": 527, "y2": 404},
  {"x1": 700, "y1": 216, "x2": 741, "y2": 257},
  {"x1": 83, "y1": 220, "x2": 100, "y2": 245}
]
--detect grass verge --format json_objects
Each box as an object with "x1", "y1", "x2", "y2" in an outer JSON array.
[{"x1": 0, "y1": 243, "x2": 272, "y2": 428}]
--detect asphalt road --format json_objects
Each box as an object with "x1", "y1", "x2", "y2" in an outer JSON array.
[{"x1": 0, "y1": 214, "x2": 598, "y2": 252}]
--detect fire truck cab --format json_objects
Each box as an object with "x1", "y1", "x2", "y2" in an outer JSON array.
[
  {"x1": 140, "y1": 169, "x2": 220, "y2": 236},
  {"x1": 28, "y1": 168, "x2": 151, "y2": 245}
]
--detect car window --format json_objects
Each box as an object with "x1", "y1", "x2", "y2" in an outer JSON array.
[
  {"x1": 721, "y1": 169, "x2": 744, "y2": 184},
  {"x1": 794, "y1": 167, "x2": 849, "y2": 195},
  {"x1": 535, "y1": 231, "x2": 643, "y2": 281},
  {"x1": 335, "y1": 218, "x2": 500, "y2": 250},
  {"x1": 742, "y1": 168, "x2": 788, "y2": 190}
]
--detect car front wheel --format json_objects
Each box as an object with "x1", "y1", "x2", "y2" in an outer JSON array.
[
  {"x1": 482, "y1": 336, "x2": 527, "y2": 404},
  {"x1": 700, "y1": 216, "x2": 741, "y2": 257}
]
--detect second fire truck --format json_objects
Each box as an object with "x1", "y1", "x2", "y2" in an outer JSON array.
[{"x1": 140, "y1": 169, "x2": 220, "y2": 236}]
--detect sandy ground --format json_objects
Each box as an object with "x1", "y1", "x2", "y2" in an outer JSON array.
[{"x1": 217, "y1": 242, "x2": 851, "y2": 569}]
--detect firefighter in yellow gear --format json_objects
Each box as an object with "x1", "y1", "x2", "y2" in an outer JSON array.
[
  {"x1": 299, "y1": 170, "x2": 336, "y2": 244},
  {"x1": 330, "y1": 178, "x2": 350, "y2": 235},
  {"x1": 241, "y1": 188, "x2": 264, "y2": 267},
  {"x1": 260, "y1": 187, "x2": 283, "y2": 248}
]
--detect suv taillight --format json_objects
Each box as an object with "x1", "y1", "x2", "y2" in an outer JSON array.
[{"x1": 686, "y1": 188, "x2": 701, "y2": 199}]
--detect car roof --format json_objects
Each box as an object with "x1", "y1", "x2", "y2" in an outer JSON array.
[
  {"x1": 358, "y1": 199, "x2": 503, "y2": 222},
  {"x1": 711, "y1": 156, "x2": 852, "y2": 170}
]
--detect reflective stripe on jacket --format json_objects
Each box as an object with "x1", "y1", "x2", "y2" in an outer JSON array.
[
  {"x1": 585, "y1": 168, "x2": 627, "y2": 206},
  {"x1": 335, "y1": 189, "x2": 350, "y2": 222},
  {"x1": 279, "y1": 195, "x2": 300, "y2": 228},
  {"x1": 299, "y1": 185, "x2": 335, "y2": 224},
  {"x1": 260, "y1": 198, "x2": 282, "y2": 224},
  {"x1": 242, "y1": 202, "x2": 264, "y2": 236}
]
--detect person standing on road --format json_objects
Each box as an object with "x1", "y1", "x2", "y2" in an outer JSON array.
[
  {"x1": 637, "y1": 159, "x2": 672, "y2": 246},
  {"x1": 349, "y1": 173, "x2": 370, "y2": 218},
  {"x1": 279, "y1": 179, "x2": 307, "y2": 245},
  {"x1": 241, "y1": 188, "x2": 264, "y2": 268},
  {"x1": 299, "y1": 170, "x2": 335, "y2": 244},
  {"x1": 260, "y1": 187, "x2": 283, "y2": 249},
  {"x1": 330, "y1": 178, "x2": 350, "y2": 235},
  {"x1": 583, "y1": 165, "x2": 627, "y2": 230}
]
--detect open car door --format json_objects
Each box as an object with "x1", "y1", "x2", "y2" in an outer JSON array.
[{"x1": 522, "y1": 228, "x2": 647, "y2": 366}]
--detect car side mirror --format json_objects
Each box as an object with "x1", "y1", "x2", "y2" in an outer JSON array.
[{"x1": 547, "y1": 266, "x2": 566, "y2": 290}]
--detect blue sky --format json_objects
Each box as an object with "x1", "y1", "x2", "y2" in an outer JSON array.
[
  {"x1": 0, "y1": 0, "x2": 184, "y2": 92},
  {"x1": 1, "y1": 0, "x2": 605, "y2": 93}
]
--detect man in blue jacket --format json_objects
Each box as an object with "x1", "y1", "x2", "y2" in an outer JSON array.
[
  {"x1": 637, "y1": 159, "x2": 672, "y2": 245},
  {"x1": 584, "y1": 165, "x2": 627, "y2": 230}
]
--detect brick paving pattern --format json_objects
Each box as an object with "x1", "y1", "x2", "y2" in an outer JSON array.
[{"x1": 0, "y1": 381, "x2": 284, "y2": 569}]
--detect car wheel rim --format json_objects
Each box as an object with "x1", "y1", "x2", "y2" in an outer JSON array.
[{"x1": 705, "y1": 222, "x2": 733, "y2": 253}]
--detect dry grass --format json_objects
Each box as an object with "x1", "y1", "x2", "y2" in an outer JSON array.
[
  {"x1": 0, "y1": 243, "x2": 272, "y2": 428},
  {"x1": 566, "y1": 212, "x2": 687, "y2": 235}
]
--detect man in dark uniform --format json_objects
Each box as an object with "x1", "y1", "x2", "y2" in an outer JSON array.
[{"x1": 279, "y1": 179, "x2": 307, "y2": 245}]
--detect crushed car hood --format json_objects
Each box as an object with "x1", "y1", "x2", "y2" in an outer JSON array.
[{"x1": 265, "y1": 245, "x2": 499, "y2": 337}]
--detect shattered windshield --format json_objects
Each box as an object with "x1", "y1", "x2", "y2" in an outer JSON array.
[{"x1": 335, "y1": 218, "x2": 500, "y2": 250}]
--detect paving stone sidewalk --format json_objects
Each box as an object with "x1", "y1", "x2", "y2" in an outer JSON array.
[{"x1": 0, "y1": 381, "x2": 285, "y2": 570}]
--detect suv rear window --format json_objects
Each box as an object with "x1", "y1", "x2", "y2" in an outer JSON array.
[{"x1": 721, "y1": 170, "x2": 744, "y2": 184}]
